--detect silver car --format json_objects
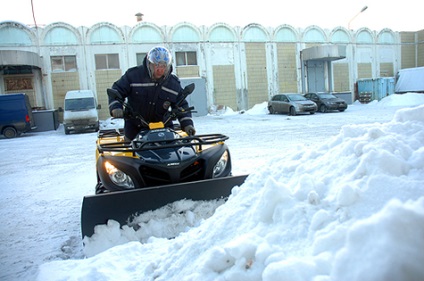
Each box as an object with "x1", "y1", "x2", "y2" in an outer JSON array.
[{"x1": 268, "y1": 93, "x2": 317, "y2": 115}]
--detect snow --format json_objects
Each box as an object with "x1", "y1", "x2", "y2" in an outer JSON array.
[{"x1": 1, "y1": 93, "x2": 424, "y2": 281}]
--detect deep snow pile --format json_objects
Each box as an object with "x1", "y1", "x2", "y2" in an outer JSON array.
[{"x1": 36, "y1": 100, "x2": 424, "y2": 280}]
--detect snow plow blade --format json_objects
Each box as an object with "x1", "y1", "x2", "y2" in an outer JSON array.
[{"x1": 81, "y1": 174, "x2": 248, "y2": 238}]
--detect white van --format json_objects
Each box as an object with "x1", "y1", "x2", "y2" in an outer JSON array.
[{"x1": 63, "y1": 90, "x2": 99, "y2": 134}]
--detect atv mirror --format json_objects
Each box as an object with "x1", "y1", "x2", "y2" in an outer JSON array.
[
  {"x1": 107, "y1": 88, "x2": 123, "y2": 102},
  {"x1": 182, "y1": 83, "x2": 195, "y2": 95},
  {"x1": 176, "y1": 83, "x2": 195, "y2": 107}
]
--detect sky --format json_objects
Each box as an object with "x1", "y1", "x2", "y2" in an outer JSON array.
[
  {"x1": 0, "y1": 0, "x2": 423, "y2": 32},
  {"x1": 0, "y1": 93, "x2": 424, "y2": 281}
]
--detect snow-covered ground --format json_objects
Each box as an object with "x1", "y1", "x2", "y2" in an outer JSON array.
[{"x1": 1, "y1": 93, "x2": 424, "y2": 281}]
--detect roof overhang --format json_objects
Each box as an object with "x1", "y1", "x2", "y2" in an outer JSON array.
[
  {"x1": 0, "y1": 50, "x2": 42, "y2": 69},
  {"x1": 301, "y1": 45, "x2": 346, "y2": 61}
]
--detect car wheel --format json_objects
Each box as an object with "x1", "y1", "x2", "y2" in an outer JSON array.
[
  {"x1": 310, "y1": 111, "x2": 315, "y2": 114},
  {"x1": 289, "y1": 107, "x2": 296, "y2": 116},
  {"x1": 268, "y1": 106, "x2": 275, "y2": 114},
  {"x1": 3, "y1": 127, "x2": 17, "y2": 138},
  {"x1": 339, "y1": 109, "x2": 345, "y2": 112},
  {"x1": 319, "y1": 104, "x2": 327, "y2": 113}
]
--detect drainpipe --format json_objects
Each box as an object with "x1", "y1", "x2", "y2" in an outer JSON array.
[
  {"x1": 328, "y1": 61, "x2": 333, "y2": 92},
  {"x1": 300, "y1": 50, "x2": 306, "y2": 94}
]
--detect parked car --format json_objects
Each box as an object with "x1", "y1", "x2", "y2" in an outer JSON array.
[
  {"x1": 268, "y1": 93, "x2": 317, "y2": 115},
  {"x1": 304, "y1": 92, "x2": 348, "y2": 113}
]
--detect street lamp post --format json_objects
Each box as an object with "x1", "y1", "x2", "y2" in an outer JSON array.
[{"x1": 348, "y1": 6, "x2": 368, "y2": 29}]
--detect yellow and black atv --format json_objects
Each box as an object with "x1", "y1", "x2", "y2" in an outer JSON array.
[{"x1": 81, "y1": 84, "x2": 247, "y2": 238}]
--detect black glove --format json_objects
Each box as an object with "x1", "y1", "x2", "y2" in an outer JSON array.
[
  {"x1": 184, "y1": 125, "x2": 196, "y2": 136},
  {"x1": 111, "y1": 108, "x2": 123, "y2": 118}
]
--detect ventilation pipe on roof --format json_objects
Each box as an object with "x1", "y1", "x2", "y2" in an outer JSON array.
[{"x1": 135, "y1": 13, "x2": 144, "y2": 22}]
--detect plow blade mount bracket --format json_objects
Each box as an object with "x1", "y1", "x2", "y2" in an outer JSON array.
[{"x1": 81, "y1": 174, "x2": 248, "y2": 238}]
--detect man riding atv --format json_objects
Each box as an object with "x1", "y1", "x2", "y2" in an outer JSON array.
[
  {"x1": 82, "y1": 47, "x2": 248, "y2": 238},
  {"x1": 108, "y1": 46, "x2": 196, "y2": 141}
]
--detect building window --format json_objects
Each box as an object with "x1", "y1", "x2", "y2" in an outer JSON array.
[
  {"x1": 136, "y1": 53, "x2": 147, "y2": 66},
  {"x1": 95, "y1": 54, "x2": 120, "y2": 70},
  {"x1": 176, "y1": 52, "x2": 197, "y2": 66},
  {"x1": 51, "y1": 56, "x2": 77, "y2": 72}
]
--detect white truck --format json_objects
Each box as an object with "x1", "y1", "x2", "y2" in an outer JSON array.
[
  {"x1": 395, "y1": 67, "x2": 424, "y2": 94},
  {"x1": 63, "y1": 90, "x2": 99, "y2": 134}
]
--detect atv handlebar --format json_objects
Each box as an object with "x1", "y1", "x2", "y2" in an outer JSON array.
[
  {"x1": 107, "y1": 83, "x2": 196, "y2": 124},
  {"x1": 97, "y1": 133, "x2": 229, "y2": 153}
]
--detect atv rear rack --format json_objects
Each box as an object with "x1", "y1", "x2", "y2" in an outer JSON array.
[{"x1": 97, "y1": 133, "x2": 229, "y2": 153}]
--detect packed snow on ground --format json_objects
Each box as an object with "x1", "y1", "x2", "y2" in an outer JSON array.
[{"x1": 1, "y1": 93, "x2": 424, "y2": 281}]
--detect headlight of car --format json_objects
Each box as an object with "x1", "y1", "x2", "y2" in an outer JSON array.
[
  {"x1": 105, "y1": 161, "x2": 134, "y2": 189},
  {"x1": 213, "y1": 150, "x2": 229, "y2": 178}
]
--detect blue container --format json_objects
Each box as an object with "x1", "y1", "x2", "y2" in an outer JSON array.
[{"x1": 357, "y1": 78, "x2": 395, "y2": 102}]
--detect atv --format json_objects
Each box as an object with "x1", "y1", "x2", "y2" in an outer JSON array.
[{"x1": 81, "y1": 83, "x2": 247, "y2": 238}]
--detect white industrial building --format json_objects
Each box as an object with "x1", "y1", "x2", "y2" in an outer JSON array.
[{"x1": 0, "y1": 20, "x2": 423, "y2": 122}]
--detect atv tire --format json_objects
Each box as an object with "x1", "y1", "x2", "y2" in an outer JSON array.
[{"x1": 95, "y1": 181, "x2": 107, "y2": 194}]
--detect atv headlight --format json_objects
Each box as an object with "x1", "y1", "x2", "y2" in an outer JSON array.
[
  {"x1": 213, "y1": 150, "x2": 229, "y2": 178},
  {"x1": 105, "y1": 161, "x2": 134, "y2": 189}
]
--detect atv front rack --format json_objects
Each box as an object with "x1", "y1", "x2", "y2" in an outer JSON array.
[
  {"x1": 97, "y1": 133, "x2": 229, "y2": 153},
  {"x1": 98, "y1": 128, "x2": 124, "y2": 137}
]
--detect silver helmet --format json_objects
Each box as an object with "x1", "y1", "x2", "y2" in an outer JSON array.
[{"x1": 146, "y1": 46, "x2": 172, "y2": 79}]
